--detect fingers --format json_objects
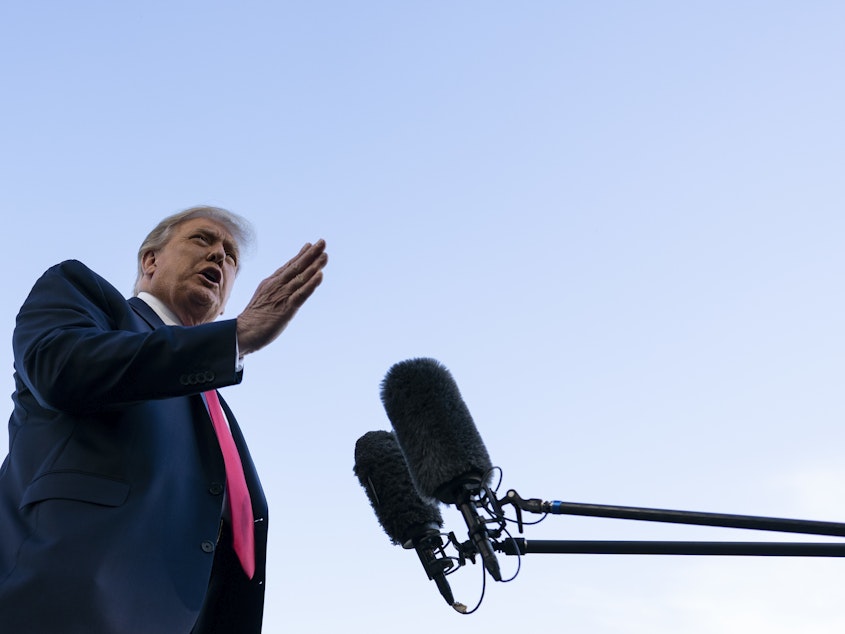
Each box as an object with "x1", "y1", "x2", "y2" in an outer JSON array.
[
  {"x1": 289, "y1": 268, "x2": 324, "y2": 309},
  {"x1": 287, "y1": 241, "x2": 328, "y2": 299},
  {"x1": 236, "y1": 239, "x2": 328, "y2": 355},
  {"x1": 275, "y1": 239, "x2": 327, "y2": 285}
]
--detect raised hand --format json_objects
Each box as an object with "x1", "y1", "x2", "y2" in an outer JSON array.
[{"x1": 236, "y1": 239, "x2": 328, "y2": 356}]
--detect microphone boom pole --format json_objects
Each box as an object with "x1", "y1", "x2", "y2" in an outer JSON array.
[
  {"x1": 503, "y1": 490, "x2": 845, "y2": 538},
  {"x1": 499, "y1": 539, "x2": 845, "y2": 557}
]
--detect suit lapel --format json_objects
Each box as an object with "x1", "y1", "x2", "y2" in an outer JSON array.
[
  {"x1": 129, "y1": 296, "x2": 265, "y2": 513},
  {"x1": 128, "y1": 296, "x2": 165, "y2": 330},
  {"x1": 128, "y1": 296, "x2": 225, "y2": 477}
]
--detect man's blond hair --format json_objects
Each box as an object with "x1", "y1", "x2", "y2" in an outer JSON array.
[{"x1": 133, "y1": 205, "x2": 254, "y2": 294}]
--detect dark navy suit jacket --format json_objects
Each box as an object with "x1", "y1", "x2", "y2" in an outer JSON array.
[{"x1": 0, "y1": 260, "x2": 268, "y2": 634}]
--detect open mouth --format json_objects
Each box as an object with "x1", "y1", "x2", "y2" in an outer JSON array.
[{"x1": 199, "y1": 268, "x2": 221, "y2": 285}]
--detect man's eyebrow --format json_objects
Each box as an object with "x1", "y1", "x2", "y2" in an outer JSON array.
[{"x1": 194, "y1": 226, "x2": 240, "y2": 257}]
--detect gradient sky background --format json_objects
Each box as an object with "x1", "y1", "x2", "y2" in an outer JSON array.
[{"x1": 3, "y1": 2, "x2": 845, "y2": 632}]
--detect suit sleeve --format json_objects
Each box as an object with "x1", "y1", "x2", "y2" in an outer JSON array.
[{"x1": 13, "y1": 260, "x2": 243, "y2": 414}]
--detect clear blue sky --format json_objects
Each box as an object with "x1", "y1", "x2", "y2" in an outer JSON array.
[{"x1": 3, "y1": 2, "x2": 845, "y2": 632}]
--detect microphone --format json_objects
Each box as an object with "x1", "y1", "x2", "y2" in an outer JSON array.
[
  {"x1": 380, "y1": 358, "x2": 502, "y2": 581},
  {"x1": 353, "y1": 430, "x2": 459, "y2": 608}
]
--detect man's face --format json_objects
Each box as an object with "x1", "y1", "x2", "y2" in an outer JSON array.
[{"x1": 140, "y1": 217, "x2": 239, "y2": 325}]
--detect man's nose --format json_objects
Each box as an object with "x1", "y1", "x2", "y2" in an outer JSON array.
[{"x1": 207, "y1": 244, "x2": 225, "y2": 263}]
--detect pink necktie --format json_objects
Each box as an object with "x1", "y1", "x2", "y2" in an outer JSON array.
[{"x1": 204, "y1": 390, "x2": 256, "y2": 579}]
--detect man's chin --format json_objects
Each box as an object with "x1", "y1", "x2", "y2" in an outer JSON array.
[{"x1": 182, "y1": 292, "x2": 223, "y2": 325}]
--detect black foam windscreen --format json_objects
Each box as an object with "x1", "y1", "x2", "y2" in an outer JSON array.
[
  {"x1": 354, "y1": 430, "x2": 444, "y2": 546},
  {"x1": 380, "y1": 358, "x2": 492, "y2": 505}
]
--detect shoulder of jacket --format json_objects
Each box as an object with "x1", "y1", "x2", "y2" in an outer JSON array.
[{"x1": 36, "y1": 260, "x2": 127, "y2": 309}]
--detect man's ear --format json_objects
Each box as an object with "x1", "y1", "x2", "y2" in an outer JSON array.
[{"x1": 141, "y1": 250, "x2": 157, "y2": 277}]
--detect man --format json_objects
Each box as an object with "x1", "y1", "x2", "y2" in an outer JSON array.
[{"x1": 0, "y1": 206, "x2": 328, "y2": 633}]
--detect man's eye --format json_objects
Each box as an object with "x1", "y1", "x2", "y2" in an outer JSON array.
[
  {"x1": 226, "y1": 252, "x2": 238, "y2": 265},
  {"x1": 192, "y1": 234, "x2": 210, "y2": 243}
]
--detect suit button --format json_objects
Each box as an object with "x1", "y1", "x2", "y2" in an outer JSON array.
[
  {"x1": 204, "y1": 371, "x2": 215, "y2": 382},
  {"x1": 209, "y1": 482, "x2": 224, "y2": 495},
  {"x1": 201, "y1": 540, "x2": 215, "y2": 553}
]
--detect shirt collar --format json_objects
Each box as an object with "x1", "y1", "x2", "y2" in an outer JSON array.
[{"x1": 135, "y1": 292, "x2": 183, "y2": 326}]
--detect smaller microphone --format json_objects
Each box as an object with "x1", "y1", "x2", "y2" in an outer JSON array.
[
  {"x1": 381, "y1": 358, "x2": 502, "y2": 581},
  {"x1": 354, "y1": 430, "x2": 459, "y2": 608}
]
